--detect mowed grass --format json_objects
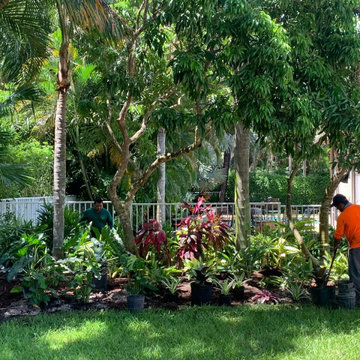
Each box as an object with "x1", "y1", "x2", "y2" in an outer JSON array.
[{"x1": 1, "y1": 305, "x2": 360, "y2": 360}]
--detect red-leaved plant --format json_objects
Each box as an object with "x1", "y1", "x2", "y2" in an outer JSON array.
[
  {"x1": 250, "y1": 290, "x2": 280, "y2": 305},
  {"x1": 176, "y1": 197, "x2": 231, "y2": 262},
  {"x1": 135, "y1": 219, "x2": 170, "y2": 262}
]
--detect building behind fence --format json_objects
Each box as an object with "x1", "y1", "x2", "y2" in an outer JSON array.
[{"x1": 0, "y1": 197, "x2": 330, "y2": 232}]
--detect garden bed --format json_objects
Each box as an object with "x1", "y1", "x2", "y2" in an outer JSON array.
[{"x1": 0, "y1": 272, "x2": 296, "y2": 321}]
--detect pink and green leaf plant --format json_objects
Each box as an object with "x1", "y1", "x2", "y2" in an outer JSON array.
[
  {"x1": 176, "y1": 197, "x2": 232, "y2": 262},
  {"x1": 250, "y1": 290, "x2": 280, "y2": 305},
  {"x1": 135, "y1": 219, "x2": 170, "y2": 262}
]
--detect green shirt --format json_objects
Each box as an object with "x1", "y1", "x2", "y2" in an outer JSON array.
[{"x1": 81, "y1": 208, "x2": 113, "y2": 231}]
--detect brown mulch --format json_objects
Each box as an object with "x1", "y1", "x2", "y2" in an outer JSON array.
[{"x1": 0, "y1": 272, "x2": 296, "y2": 322}]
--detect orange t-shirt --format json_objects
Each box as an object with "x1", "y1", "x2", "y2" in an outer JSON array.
[{"x1": 334, "y1": 204, "x2": 360, "y2": 249}]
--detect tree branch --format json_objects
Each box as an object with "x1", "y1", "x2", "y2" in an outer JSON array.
[
  {"x1": 129, "y1": 85, "x2": 177, "y2": 144},
  {"x1": 126, "y1": 127, "x2": 202, "y2": 202},
  {"x1": 105, "y1": 98, "x2": 122, "y2": 154}
]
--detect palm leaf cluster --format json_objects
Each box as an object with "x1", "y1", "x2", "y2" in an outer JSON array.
[
  {"x1": 0, "y1": 130, "x2": 33, "y2": 187},
  {"x1": 0, "y1": 0, "x2": 51, "y2": 84}
]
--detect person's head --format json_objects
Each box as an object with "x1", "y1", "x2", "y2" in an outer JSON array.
[
  {"x1": 331, "y1": 194, "x2": 349, "y2": 212},
  {"x1": 94, "y1": 198, "x2": 103, "y2": 212}
]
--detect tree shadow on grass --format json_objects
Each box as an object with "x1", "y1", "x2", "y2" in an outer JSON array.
[{"x1": 1, "y1": 305, "x2": 360, "y2": 360}]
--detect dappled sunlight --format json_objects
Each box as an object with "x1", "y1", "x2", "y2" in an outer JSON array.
[{"x1": 39, "y1": 320, "x2": 108, "y2": 350}]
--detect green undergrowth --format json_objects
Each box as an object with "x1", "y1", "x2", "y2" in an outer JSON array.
[{"x1": 1, "y1": 305, "x2": 360, "y2": 360}]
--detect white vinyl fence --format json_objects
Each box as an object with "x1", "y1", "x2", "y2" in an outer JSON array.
[{"x1": 0, "y1": 197, "x2": 326, "y2": 232}]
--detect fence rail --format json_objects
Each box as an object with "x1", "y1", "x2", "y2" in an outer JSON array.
[{"x1": 0, "y1": 198, "x2": 327, "y2": 232}]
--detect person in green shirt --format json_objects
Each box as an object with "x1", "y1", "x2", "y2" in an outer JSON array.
[{"x1": 81, "y1": 198, "x2": 113, "y2": 235}]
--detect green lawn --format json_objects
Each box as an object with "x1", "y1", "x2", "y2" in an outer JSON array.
[{"x1": 1, "y1": 305, "x2": 360, "y2": 360}]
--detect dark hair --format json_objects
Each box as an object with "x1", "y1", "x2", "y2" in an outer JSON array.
[{"x1": 94, "y1": 198, "x2": 103, "y2": 204}]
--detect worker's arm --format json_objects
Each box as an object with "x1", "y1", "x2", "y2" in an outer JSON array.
[
  {"x1": 333, "y1": 216, "x2": 344, "y2": 250},
  {"x1": 80, "y1": 209, "x2": 90, "y2": 224},
  {"x1": 107, "y1": 211, "x2": 114, "y2": 228}
]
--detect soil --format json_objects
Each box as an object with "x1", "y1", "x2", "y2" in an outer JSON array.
[{"x1": 0, "y1": 271, "x2": 296, "y2": 321}]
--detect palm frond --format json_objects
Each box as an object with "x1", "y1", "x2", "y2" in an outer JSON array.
[
  {"x1": 62, "y1": 0, "x2": 126, "y2": 40},
  {"x1": 0, "y1": 85, "x2": 43, "y2": 117},
  {"x1": 0, "y1": 163, "x2": 33, "y2": 186},
  {"x1": 0, "y1": 0, "x2": 50, "y2": 83}
]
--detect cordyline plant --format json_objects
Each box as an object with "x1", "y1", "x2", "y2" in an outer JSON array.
[
  {"x1": 176, "y1": 197, "x2": 232, "y2": 262},
  {"x1": 135, "y1": 219, "x2": 170, "y2": 263}
]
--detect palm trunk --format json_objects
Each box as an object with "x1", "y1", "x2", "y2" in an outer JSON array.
[
  {"x1": 319, "y1": 167, "x2": 347, "y2": 256},
  {"x1": 52, "y1": 2, "x2": 70, "y2": 259},
  {"x1": 156, "y1": 128, "x2": 166, "y2": 225},
  {"x1": 234, "y1": 123, "x2": 250, "y2": 250},
  {"x1": 219, "y1": 149, "x2": 231, "y2": 202}
]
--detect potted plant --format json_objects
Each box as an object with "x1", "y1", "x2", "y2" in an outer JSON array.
[
  {"x1": 185, "y1": 258, "x2": 215, "y2": 306},
  {"x1": 161, "y1": 276, "x2": 182, "y2": 302},
  {"x1": 310, "y1": 260, "x2": 337, "y2": 307},
  {"x1": 121, "y1": 254, "x2": 156, "y2": 313},
  {"x1": 91, "y1": 237, "x2": 108, "y2": 292},
  {"x1": 175, "y1": 197, "x2": 232, "y2": 305},
  {"x1": 215, "y1": 278, "x2": 235, "y2": 306},
  {"x1": 231, "y1": 272, "x2": 247, "y2": 301}
]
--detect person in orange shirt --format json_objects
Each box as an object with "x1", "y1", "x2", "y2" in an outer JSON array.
[{"x1": 332, "y1": 194, "x2": 360, "y2": 301}]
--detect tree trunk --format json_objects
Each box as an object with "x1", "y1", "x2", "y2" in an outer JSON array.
[
  {"x1": 285, "y1": 162, "x2": 320, "y2": 268},
  {"x1": 251, "y1": 142, "x2": 257, "y2": 171},
  {"x1": 156, "y1": 128, "x2": 166, "y2": 225},
  {"x1": 286, "y1": 163, "x2": 300, "y2": 222},
  {"x1": 319, "y1": 167, "x2": 347, "y2": 256},
  {"x1": 52, "y1": 2, "x2": 70, "y2": 259},
  {"x1": 267, "y1": 151, "x2": 274, "y2": 172},
  {"x1": 234, "y1": 123, "x2": 250, "y2": 250},
  {"x1": 288, "y1": 156, "x2": 292, "y2": 173},
  {"x1": 110, "y1": 196, "x2": 138, "y2": 254},
  {"x1": 219, "y1": 149, "x2": 231, "y2": 202}
]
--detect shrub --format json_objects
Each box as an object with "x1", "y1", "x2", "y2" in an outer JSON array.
[
  {"x1": 135, "y1": 219, "x2": 170, "y2": 263},
  {"x1": 225, "y1": 169, "x2": 329, "y2": 204},
  {"x1": 0, "y1": 212, "x2": 36, "y2": 258},
  {"x1": 176, "y1": 197, "x2": 232, "y2": 262},
  {"x1": 36, "y1": 203, "x2": 80, "y2": 250}
]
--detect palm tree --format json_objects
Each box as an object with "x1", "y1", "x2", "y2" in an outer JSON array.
[
  {"x1": 52, "y1": 0, "x2": 122, "y2": 258},
  {"x1": 1, "y1": 0, "x2": 123, "y2": 258}
]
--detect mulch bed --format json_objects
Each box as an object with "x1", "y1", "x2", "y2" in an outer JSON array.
[{"x1": 0, "y1": 270, "x2": 296, "y2": 322}]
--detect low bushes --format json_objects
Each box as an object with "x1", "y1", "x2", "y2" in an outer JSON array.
[
  {"x1": 0, "y1": 198, "x2": 349, "y2": 307},
  {"x1": 224, "y1": 169, "x2": 329, "y2": 204}
]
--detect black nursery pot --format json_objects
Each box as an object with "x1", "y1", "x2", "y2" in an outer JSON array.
[
  {"x1": 338, "y1": 280, "x2": 354, "y2": 293},
  {"x1": 219, "y1": 294, "x2": 232, "y2": 306},
  {"x1": 232, "y1": 286, "x2": 245, "y2": 301},
  {"x1": 191, "y1": 282, "x2": 213, "y2": 306},
  {"x1": 127, "y1": 294, "x2": 145, "y2": 313},
  {"x1": 310, "y1": 286, "x2": 336, "y2": 307},
  {"x1": 92, "y1": 272, "x2": 107, "y2": 292}
]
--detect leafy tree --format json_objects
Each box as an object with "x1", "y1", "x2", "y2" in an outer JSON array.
[{"x1": 255, "y1": 0, "x2": 360, "y2": 262}]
